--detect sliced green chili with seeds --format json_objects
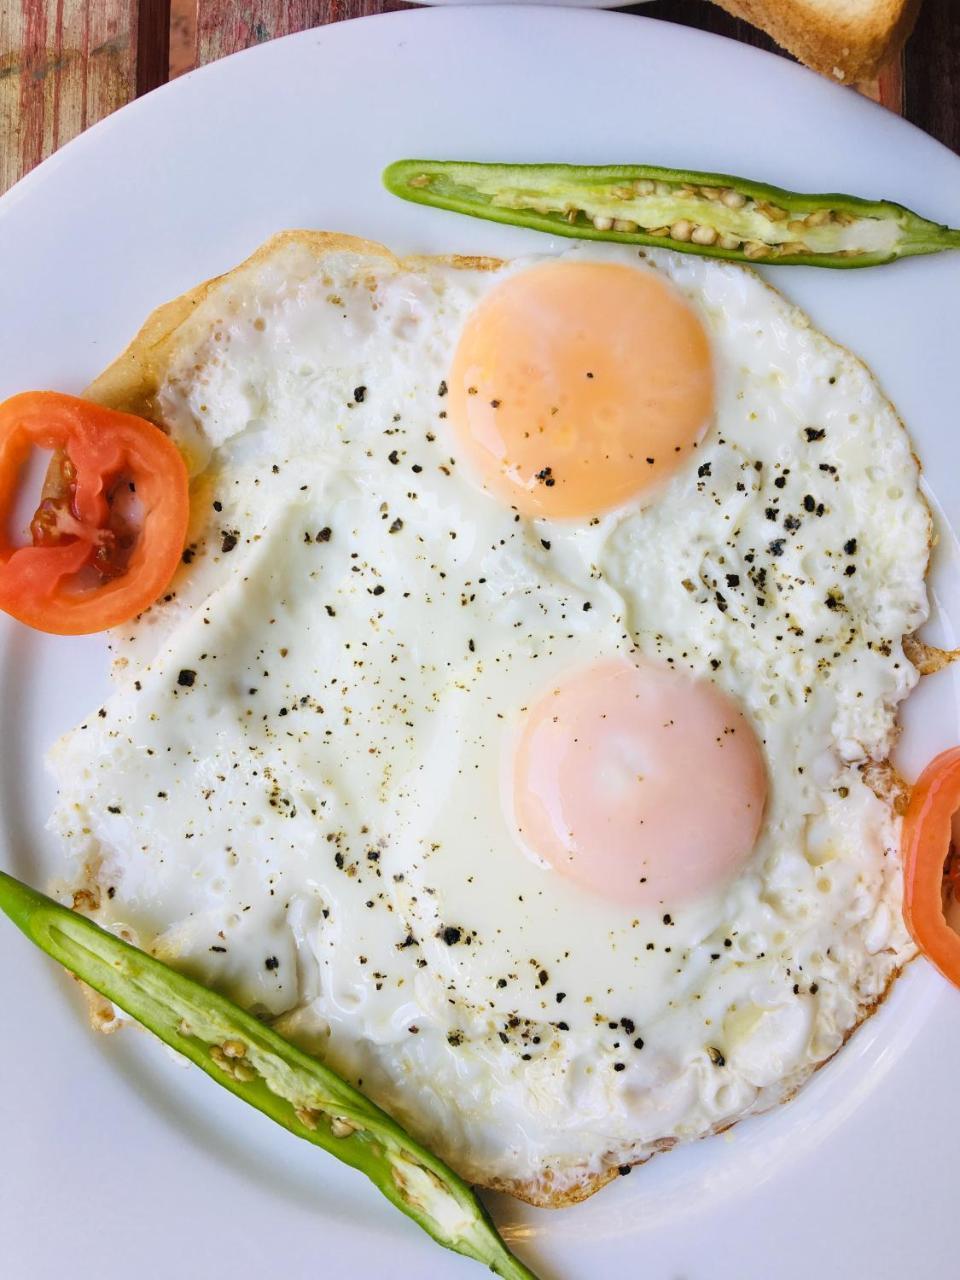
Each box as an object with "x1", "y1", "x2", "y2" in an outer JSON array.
[
  {"x1": 384, "y1": 159, "x2": 960, "y2": 269},
  {"x1": 0, "y1": 870, "x2": 540, "y2": 1280}
]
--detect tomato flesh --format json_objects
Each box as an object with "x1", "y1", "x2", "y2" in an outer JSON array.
[
  {"x1": 0, "y1": 392, "x2": 190, "y2": 635},
  {"x1": 902, "y1": 746, "x2": 960, "y2": 990}
]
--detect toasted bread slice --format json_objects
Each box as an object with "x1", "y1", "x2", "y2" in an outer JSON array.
[{"x1": 712, "y1": 0, "x2": 921, "y2": 82}]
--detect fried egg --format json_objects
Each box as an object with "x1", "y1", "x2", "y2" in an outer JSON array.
[{"x1": 50, "y1": 233, "x2": 930, "y2": 1204}]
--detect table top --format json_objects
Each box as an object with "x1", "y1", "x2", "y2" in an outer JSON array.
[{"x1": 1, "y1": 0, "x2": 958, "y2": 198}]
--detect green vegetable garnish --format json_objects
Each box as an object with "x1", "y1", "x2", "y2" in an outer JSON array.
[
  {"x1": 383, "y1": 159, "x2": 960, "y2": 269},
  {"x1": 0, "y1": 870, "x2": 539, "y2": 1280}
]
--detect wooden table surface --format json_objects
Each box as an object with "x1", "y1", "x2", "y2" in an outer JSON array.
[{"x1": 2, "y1": 0, "x2": 958, "y2": 198}]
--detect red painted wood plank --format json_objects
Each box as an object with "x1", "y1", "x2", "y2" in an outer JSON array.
[
  {"x1": 0, "y1": 0, "x2": 168, "y2": 196},
  {"x1": 195, "y1": 0, "x2": 414, "y2": 66}
]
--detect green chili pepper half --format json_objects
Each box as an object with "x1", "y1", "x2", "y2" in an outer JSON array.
[
  {"x1": 0, "y1": 870, "x2": 540, "y2": 1280},
  {"x1": 383, "y1": 159, "x2": 960, "y2": 269}
]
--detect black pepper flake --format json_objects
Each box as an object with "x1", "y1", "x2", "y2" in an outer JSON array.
[
  {"x1": 498, "y1": 1031, "x2": 509, "y2": 1044},
  {"x1": 710, "y1": 658, "x2": 721, "y2": 670},
  {"x1": 825, "y1": 592, "x2": 843, "y2": 611},
  {"x1": 497, "y1": 978, "x2": 508, "y2": 989},
  {"x1": 221, "y1": 531, "x2": 238, "y2": 553},
  {"x1": 725, "y1": 574, "x2": 740, "y2": 588},
  {"x1": 810, "y1": 982, "x2": 820, "y2": 994},
  {"x1": 557, "y1": 1021, "x2": 569, "y2": 1031},
  {"x1": 556, "y1": 992, "x2": 566, "y2": 1003},
  {"x1": 715, "y1": 592, "x2": 728, "y2": 613},
  {"x1": 107, "y1": 805, "x2": 121, "y2": 814},
  {"x1": 438, "y1": 380, "x2": 448, "y2": 397},
  {"x1": 633, "y1": 1037, "x2": 644, "y2": 1050},
  {"x1": 177, "y1": 669, "x2": 197, "y2": 687},
  {"x1": 697, "y1": 462, "x2": 712, "y2": 478},
  {"x1": 447, "y1": 1030, "x2": 464, "y2": 1047},
  {"x1": 707, "y1": 1046, "x2": 726, "y2": 1067},
  {"x1": 535, "y1": 466, "x2": 555, "y2": 487},
  {"x1": 618, "y1": 1165, "x2": 631, "y2": 1176},
  {"x1": 538, "y1": 969, "x2": 549, "y2": 987},
  {"x1": 803, "y1": 494, "x2": 816, "y2": 512},
  {"x1": 182, "y1": 547, "x2": 195, "y2": 564},
  {"x1": 353, "y1": 385, "x2": 367, "y2": 403},
  {"x1": 768, "y1": 538, "x2": 786, "y2": 556},
  {"x1": 317, "y1": 527, "x2": 332, "y2": 542},
  {"x1": 784, "y1": 515, "x2": 801, "y2": 531},
  {"x1": 844, "y1": 538, "x2": 857, "y2": 555},
  {"x1": 411, "y1": 464, "x2": 423, "y2": 474},
  {"x1": 107, "y1": 886, "x2": 116, "y2": 899},
  {"x1": 371, "y1": 584, "x2": 385, "y2": 596},
  {"x1": 774, "y1": 476, "x2": 787, "y2": 489},
  {"x1": 389, "y1": 518, "x2": 403, "y2": 534},
  {"x1": 541, "y1": 539, "x2": 551, "y2": 551},
  {"x1": 804, "y1": 427, "x2": 826, "y2": 442},
  {"x1": 442, "y1": 926, "x2": 462, "y2": 946},
  {"x1": 620, "y1": 1017, "x2": 635, "y2": 1034},
  {"x1": 613, "y1": 1062, "x2": 626, "y2": 1072},
  {"x1": 212, "y1": 500, "x2": 223, "y2": 512},
  {"x1": 265, "y1": 956, "x2": 279, "y2": 971},
  {"x1": 765, "y1": 507, "x2": 778, "y2": 521},
  {"x1": 844, "y1": 564, "x2": 856, "y2": 576},
  {"x1": 210, "y1": 945, "x2": 227, "y2": 953},
  {"x1": 388, "y1": 450, "x2": 400, "y2": 465}
]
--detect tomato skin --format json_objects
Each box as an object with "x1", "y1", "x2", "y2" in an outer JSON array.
[
  {"x1": 902, "y1": 747, "x2": 960, "y2": 990},
  {"x1": 0, "y1": 392, "x2": 189, "y2": 635}
]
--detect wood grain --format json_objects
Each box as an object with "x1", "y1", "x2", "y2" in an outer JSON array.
[
  {"x1": 0, "y1": 0, "x2": 170, "y2": 195},
  {"x1": 194, "y1": 0, "x2": 413, "y2": 65},
  {"x1": 137, "y1": 0, "x2": 171, "y2": 95},
  {"x1": 905, "y1": 0, "x2": 960, "y2": 153}
]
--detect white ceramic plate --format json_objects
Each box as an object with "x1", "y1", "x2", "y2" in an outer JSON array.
[{"x1": 2, "y1": 8, "x2": 960, "y2": 1278}]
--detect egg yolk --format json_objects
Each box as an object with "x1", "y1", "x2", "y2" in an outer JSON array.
[
  {"x1": 510, "y1": 658, "x2": 766, "y2": 907},
  {"x1": 448, "y1": 260, "x2": 714, "y2": 518}
]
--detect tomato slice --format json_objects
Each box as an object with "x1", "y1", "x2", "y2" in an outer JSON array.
[
  {"x1": 902, "y1": 747, "x2": 960, "y2": 989},
  {"x1": 0, "y1": 392, "x2": 189, "y2": 635}
]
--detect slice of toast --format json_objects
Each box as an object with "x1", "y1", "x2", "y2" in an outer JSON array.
[{"x1": 712, "y1": 0, "x2": 922, "y2": 82}]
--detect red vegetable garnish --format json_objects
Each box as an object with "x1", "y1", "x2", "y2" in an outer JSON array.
[
  {"x1": 902, "y1": 747, "x2": 960, "y2": 989},
  {"x1": 0, "y1": 392, "x2": 189, "y2": 635}
]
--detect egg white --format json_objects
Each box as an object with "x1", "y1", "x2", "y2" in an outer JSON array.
[{"x1": 50, "y1": 236, "x2": 929, "y2": 1200}]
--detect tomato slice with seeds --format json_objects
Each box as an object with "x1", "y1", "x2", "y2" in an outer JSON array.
[
  {"x1": 902, "y1": 746, "x2": 960, "y2": 990},
  {"x1": 0, "y1": 392, "x2": 189, "y2": 635}
]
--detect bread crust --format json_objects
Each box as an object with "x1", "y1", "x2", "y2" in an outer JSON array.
[
  {"x1": 81, "y1": 229, "x2": 917, "y2": 1210},
  {"x1": 711, "y1": 0, "x2": 922, "y2": 83}
]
